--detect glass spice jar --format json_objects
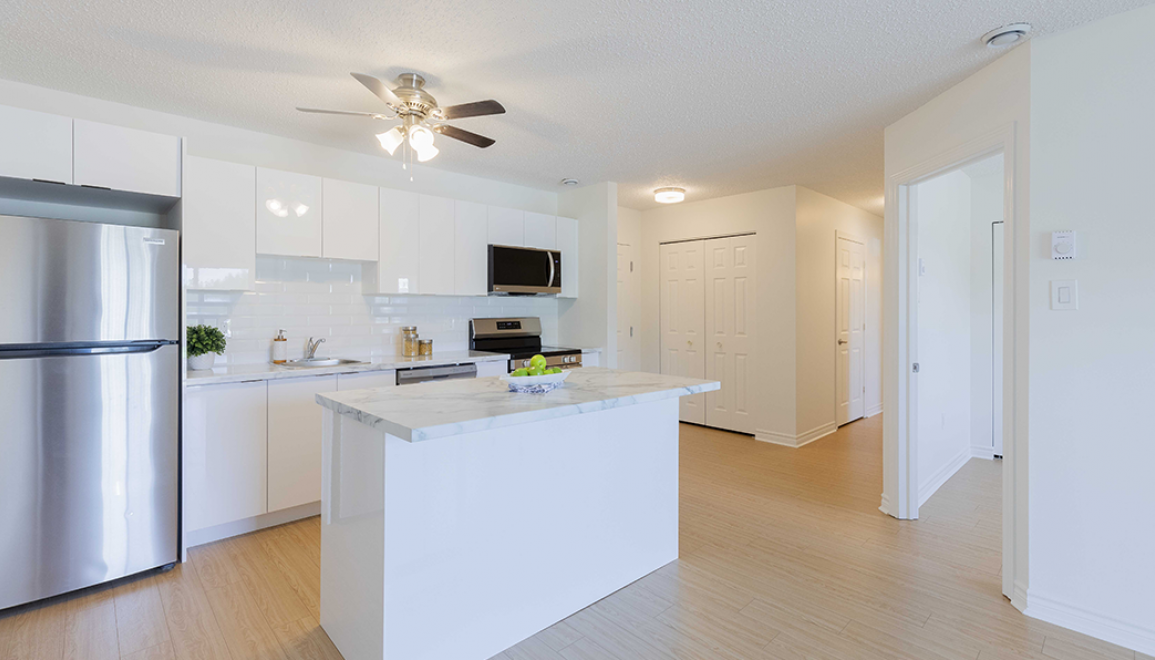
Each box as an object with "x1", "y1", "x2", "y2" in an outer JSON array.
[
  {"x1": 418, "y1": 339, "x2": 433, "y2": 356},
  {"x1": 401, "y1": 326, "x2": 419, "y2": 357}
]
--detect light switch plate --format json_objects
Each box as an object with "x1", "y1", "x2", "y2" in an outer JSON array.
[
  {"x1": 1050, "y1": 279, "x2": 1078, "y2": 310},
  {"x1": 1051, "y1": 230, "x2": 1076, "y2": 260}
]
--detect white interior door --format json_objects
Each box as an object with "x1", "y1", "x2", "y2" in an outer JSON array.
[
  {"x1": 836, "y1": 234, "x2": 866, "y2": 426},
  {"x1": 704, "y1": 235, "x2": 756, "y2": 434},
  {"x1": 993, "y1": 222, "x2": 1005, "y2": 457},
  {"x1": 659, "y1": 241, "x2": 706, "y2": 423}
]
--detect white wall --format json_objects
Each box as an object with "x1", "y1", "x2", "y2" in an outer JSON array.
[
  {"x1": 914, "y1": 170, "x2": 973, "y2": 503},
  {"x1": 557, "y1": 183, "x2": 617, "y2": 362},
  {"x1": 186, "y1": 256, "x2": 559, "y2": 366},
  {"x1": 794, "y1": 187, "x2": 884, "y2": 436},
  {"x1": 0, "y1": 78, "x2": 557, "y2": 214},
  {"x1": 966, "y1": 158, "x2": 1004, "y2": 457},
  {"x1": 639, "y1": 186, "x2": 798, "y2": 438},
  {"x1": 1026, "y1": 5, "x2": 1155, "y2": 652}
]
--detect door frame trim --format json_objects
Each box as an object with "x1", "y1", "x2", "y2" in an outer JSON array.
[
  {"x1": 834, "y1": 230, "x2": 866, "y2": 427},
  {"x1": 882, "y1": 122, "x2": 1024, "y2": 607}
]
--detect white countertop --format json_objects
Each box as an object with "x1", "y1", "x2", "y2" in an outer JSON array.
[
  {"x1": 315, "y1": 367, "x2": 719, "y2": 442},
  {"x1": 185, "y1": 350, "x2": 510, "y2": 386}
]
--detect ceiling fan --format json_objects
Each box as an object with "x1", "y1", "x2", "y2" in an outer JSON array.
[{"x1": 297, "y1": 72, "x2": 505, "y2": 163}]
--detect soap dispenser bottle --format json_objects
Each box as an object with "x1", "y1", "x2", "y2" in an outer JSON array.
[{"x1": 273, "y1": 329, "x2": 288, "y2": 364}]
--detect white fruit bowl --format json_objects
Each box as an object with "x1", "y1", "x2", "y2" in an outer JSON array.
[{"x1": 500, "y1": 370, "x2": 570, "y2": 393}]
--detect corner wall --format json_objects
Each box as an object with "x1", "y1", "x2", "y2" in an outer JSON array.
[
  {"x1": 1026, "y1": 4, "x2": 1155, "y2": 652},
  {"x1": 794, "y1": 187, "x2": 884, "y2": 439},
  {"x1": 558, "y1": 183, "x2": 618, "y2": 364}
]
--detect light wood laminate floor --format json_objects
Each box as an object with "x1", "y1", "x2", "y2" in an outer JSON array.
[{"x1": 1, "y1": 416, "x2": 1145, "y2": 660}]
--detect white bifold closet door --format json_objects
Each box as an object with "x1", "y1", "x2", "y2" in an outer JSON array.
[
  {"x1": 660, "y1": 235, "x2": 756, "y2": 433},
  {"x1": 704, "y1": 235, "x2": 756, "y2": 434},
  {"x1": 659, "y1": 241, "x2": 706, "y2": 423}
]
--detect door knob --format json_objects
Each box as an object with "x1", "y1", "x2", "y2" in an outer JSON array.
[{"x1": 838, "y1": 339, "x2": 848, "y2": 345}]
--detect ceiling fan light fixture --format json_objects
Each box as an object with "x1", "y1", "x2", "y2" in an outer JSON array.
[
  {"x1": 654, "y1": 187, "x2": 686, "y2": 204},
  {"x1": 376, "y1": 127, "x2": 404, "y2": 155},
  {"x1": 408, "y1": 125, "x2": 435, "y2": 150},
  {"x1": 415, "y1": 144, "x2": 439, "y2": 162}
]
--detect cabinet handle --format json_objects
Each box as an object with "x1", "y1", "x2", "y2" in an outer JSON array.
[{"x1": 717, "y1": 342, "x2": 722, "y2": 349}]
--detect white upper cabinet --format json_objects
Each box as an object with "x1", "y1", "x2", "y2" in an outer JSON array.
[
  {"x1": 256, "y1": 167, "x2": 322, "y2": 258},
  {"x1": 183, "y1": 156, "x2": 256, "y2": 291},
  {"x1": 523, "y1": 212, "x2": 557, "y2": 250},
  {"x1": 0, "y1": 106, "x2": 73, "y2": 184},
  {"x1": 557, "y1": 216, "x2": 579, "y2": 298},
  {"x1": 419, "y1": 194, "x2": 456, "y2": 295},
  {"x1": 368, "y1": 187, "x2": 421, "y2": 294},
  {"x1": 73, "y1": 119, "x2": 181, "y2": 197},
  {"x1": 487, "y1": 206, "x2": 524, "y2": 247},
  {"x1": 454, "y1": 200, "x2": 488, "y2": 296},
  {"x1": 322, "y1": 178, "x2": 379, "y2": 261}
]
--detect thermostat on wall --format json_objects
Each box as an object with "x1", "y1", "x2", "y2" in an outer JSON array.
[{"x1": 1051, "y1": 231, "x2": 1076, "y2": 260}]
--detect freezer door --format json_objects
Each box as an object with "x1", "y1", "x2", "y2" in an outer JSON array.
[
  {"x1": 0, "y1": 215, "x2": 180, "y2": 344},
  {"x1": 0, "y1": 343, "x2": 179, "y2": 610}
]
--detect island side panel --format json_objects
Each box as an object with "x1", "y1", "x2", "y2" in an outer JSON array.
[
  {"x1": 320, "y1": 409, "x2": 386, "y2": 660},
  {"x1": 382, "y1": 397, "x2": 680, "y2": 660}
]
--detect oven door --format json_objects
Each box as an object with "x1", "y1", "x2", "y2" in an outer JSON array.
[{"x1": 488, "y1": 245, "x2": 561, "y2": 295}]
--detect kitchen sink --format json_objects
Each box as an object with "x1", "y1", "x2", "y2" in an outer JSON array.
[{"x1": 282, "y1": 358, "x2": 365, "y2": 368}]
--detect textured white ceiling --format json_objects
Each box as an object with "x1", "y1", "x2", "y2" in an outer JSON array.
[{"x1": 1, "y1": 0, "x2": 1148, "y2": 213}]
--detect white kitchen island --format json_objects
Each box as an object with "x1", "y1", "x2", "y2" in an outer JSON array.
[{"x1": 314, "y1": 367, "x2": 718, "y2": 660}]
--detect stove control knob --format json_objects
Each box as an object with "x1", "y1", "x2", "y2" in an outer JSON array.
[{"x1": 522, "y1": 359, "x2": 531, "y2": 368}]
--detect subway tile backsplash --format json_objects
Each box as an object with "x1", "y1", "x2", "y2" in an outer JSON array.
[{"x1": 187, "y1": 256, "x2": 559, "y2": 366}]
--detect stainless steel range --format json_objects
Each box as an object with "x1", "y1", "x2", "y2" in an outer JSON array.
[{"x1": 469, "y1": 317, "x2": 583, "y2": 372}]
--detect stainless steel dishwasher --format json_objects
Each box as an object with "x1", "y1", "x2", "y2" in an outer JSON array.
[{"x1": 395, "y1": 362, "x2": 478, "y2": 385}]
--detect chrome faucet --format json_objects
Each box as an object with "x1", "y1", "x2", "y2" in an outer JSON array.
[{"x1": 305, "y1": 337, "x2": 326, "y2": 359}]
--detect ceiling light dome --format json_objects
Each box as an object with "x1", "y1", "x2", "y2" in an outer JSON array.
[
  {"x1": 376, "y1": 127, "x2": 404, "y2": 155},
  {"x1": 982, "y1": 23, "x2": 1031, "y2": 48},
  {"x1": 654, "y1": 187, "x2": 686, "y2": 204},
  {"x1": 408, "y1": 125, "x2": 435, "y2": 149}
]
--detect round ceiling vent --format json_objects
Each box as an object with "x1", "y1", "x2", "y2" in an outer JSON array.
[
  {"x1": 560, "y1": 178, "x2": 580, "y2": 186},
  {"x1": 982, "y1": 23, "x2": 1032, "y2": 48}
]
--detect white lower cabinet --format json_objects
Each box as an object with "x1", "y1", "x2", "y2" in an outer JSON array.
[
  {"x1": 185, "y1": 381, "x2": 268, "y2": 532},
  {"x1": 337, "y1": 370, "x2": 397, "y2": 390},
  {"x1": 582, "y1": 352, "x2": 600, "y2": 368},
  {"x1": 475, "y1": 360, "x2": 508, "y2": 378},
  {"x1": 267, "y1": 374, "x2": 337, "y2": 512}
]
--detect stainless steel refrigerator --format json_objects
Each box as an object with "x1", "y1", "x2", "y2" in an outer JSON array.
[{"x1": 0, "y1": 215, "x2": 180, "y2": 610}]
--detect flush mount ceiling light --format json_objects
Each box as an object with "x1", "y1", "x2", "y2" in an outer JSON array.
[
  {"x1": 654, "y1": 187, "x2": 686, "y2": 204},
  {"x1": 298, "y1": 72, "x2": 506, "y2": 166},
  {"x1": 982, "y1": 23, "x2": 1032, "y2": 48}
]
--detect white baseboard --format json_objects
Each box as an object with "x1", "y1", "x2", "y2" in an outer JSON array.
[
  {"x1": 755, "y1": 422, "x2": 837, "y2": 448},
  {"x1": 1025, "y1": 590, "x2": 1155, "y2": 656},
  {"x1": 1012, "y1": 581, "x2": 1029, "y2": 613},
  {"x1": 971, "y1": 444, "x2": 996, "y2": 460},
  {"x1": 918, "y1": 448, "x2": 971, "y2": 506},
  {"x1": 184, "y1": 501, "x2": 320, "y2": 549},
  {"x1": 865, "y1": 403, "x2": 883, "y2": 418},
  {"x1": 878, "y1": 494, "x2": 891, "y2": 516}
]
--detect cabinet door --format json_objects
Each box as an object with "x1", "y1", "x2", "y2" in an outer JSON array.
[
  {"x1": 556, "y1": 216, "x2": 580, "y2": 298},
  {"x1": 256, "y1": 167, "x2": 322, "y2": 257},
  {"x1": 0, "y1": 105, "x2": 72, "y2": 184},
  {"x1": 523, "y1": 212, "x2": 556, "y2": 250},
  {"x1": 268, "y1": 375, "x2": 338, "y2": 512},
  {"x1": 418, "y1": 194, "x2": 456, "y2": 295},
  {"x1": 183, "y1": 156, "x2": 256, "y2": 290},
  {"x1": 370, "y1": 187, "x2": 420, "y2": 294},
  {"x1": 475, "y1": 360, "x2": 508, "y2": 378},
  {"x1": 73, "y1": 119, "x2": 181, "y2": 197},
  {"x1": 487, "y1": 206, "x2": 524, "y2": 247},
  {"x1": 454, "y1": 200, "x2": 488, "y2": 296},
  {"x1": 184, "y1": 381, "x2": 268, "y2": 531},
  {"x1": 337, "y1": 370, "x2": 397, "y2": 391},
  {"x1": 322, "y1": 178, "x2": 379, "y2": 261},
  {"x1": 582, "y1": 352, "x2": 599, "y2": 368}
]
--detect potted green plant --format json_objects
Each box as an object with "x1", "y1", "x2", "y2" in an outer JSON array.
[{"x1": 187, "y1": 324, "x2": 226, "y2": 371}]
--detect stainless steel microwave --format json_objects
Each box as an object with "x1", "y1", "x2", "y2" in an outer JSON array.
[{"x1": 488, "y1": 245, "x2": 562, "y2": 295}]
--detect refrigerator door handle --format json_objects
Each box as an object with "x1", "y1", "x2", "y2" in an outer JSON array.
[{"x1": 0, "y1": 340, "x2": 178, "y2": 360}]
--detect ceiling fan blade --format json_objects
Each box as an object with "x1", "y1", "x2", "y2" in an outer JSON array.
[
  {"x1": 351, "y1": 72, "x2": 402, "y2": 107},
  {"x1": 296, "y1": 107, "x2": 385, "y2": 118},
  {"x1": 433, "y1": 124, "x2": 496, "y2": 148},
  {"x1": 440, "y1": 100, "x2": 506, "y2": 120}
]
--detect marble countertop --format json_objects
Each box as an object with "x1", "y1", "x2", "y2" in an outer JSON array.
[
  {"x1": 185, "y1": 350, "x2": 510, "y2": 386},
  {"x1": 315, "y1": 367, "x2": 719, "y2": 442}
]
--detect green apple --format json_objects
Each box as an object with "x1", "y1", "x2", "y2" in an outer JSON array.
[
  {"x1": 529, "y1": 354, "x2": 548, "y2": 370},
  {"x1": 528, "y1": 366, "x2": 545, "y2": 376},
  {"x1": 549, "y1": 367, "x2": 563, "y2": 374},
  {"x1": 511, "y1": 368, "x2": 529, "y2": 377}
]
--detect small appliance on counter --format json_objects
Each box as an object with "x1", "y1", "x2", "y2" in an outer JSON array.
[{"x1": 469, "y1": 317, "x2": 583, "y2": 372}]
